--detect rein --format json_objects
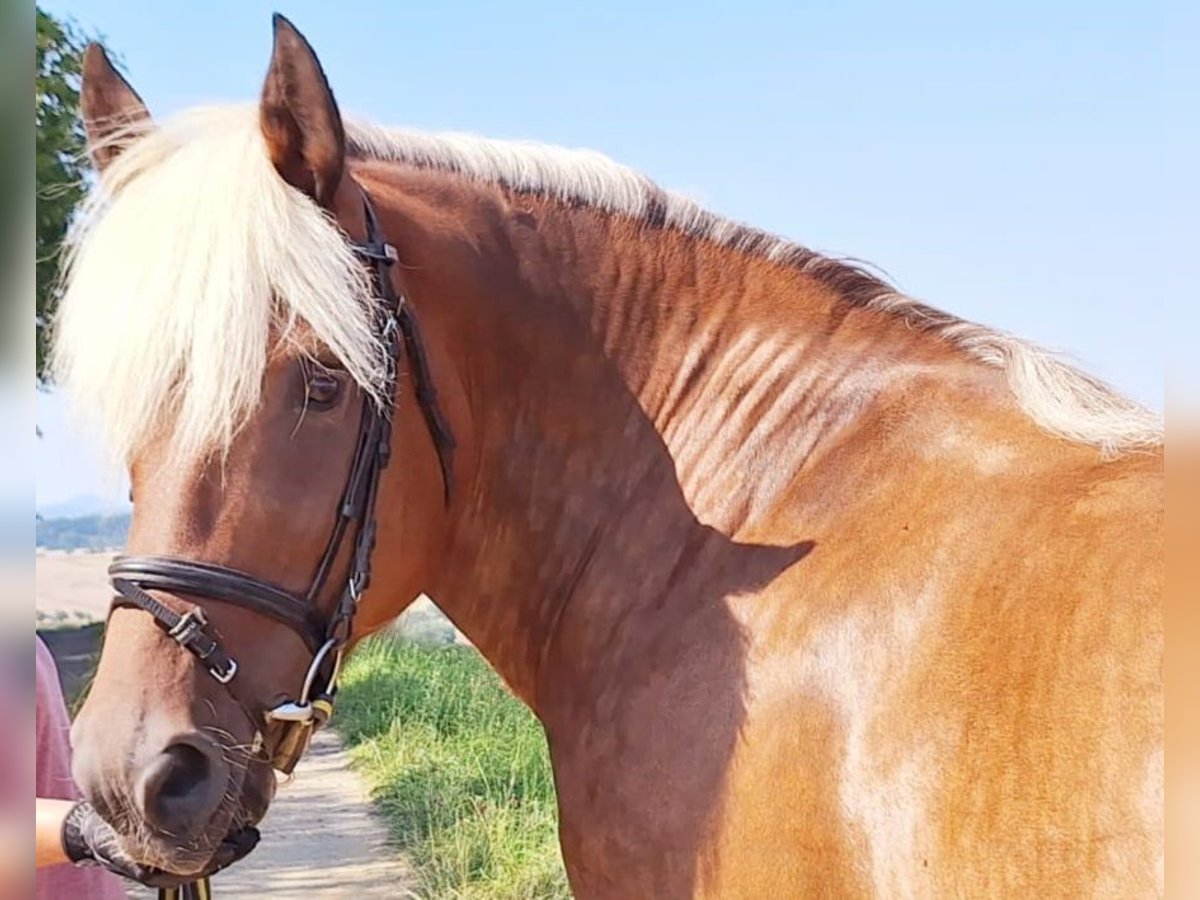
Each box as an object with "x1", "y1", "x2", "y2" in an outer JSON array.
[
  {"x1": 160, "y1": 880, "x2": 213, "y2": 900},
  {"x1": 106, "y1": 183, "x2": 455, "y2": 786}
]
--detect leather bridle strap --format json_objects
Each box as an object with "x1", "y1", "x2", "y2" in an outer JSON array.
[
  {"x1": 396, "y1": 298, "x2": 456, "y2": 503},
  {"x1": 304, "y1": 385, "x2": 387, "y2": 605},
  {"x1": 355, "y1": 187, "x2": 456, "y2": 502},
  {"x1": 109, "y1": 575, "x2": 240, "y2": 684},
  {"x1": 110, "y1": 557, "x2": 326, "y2": 654}
]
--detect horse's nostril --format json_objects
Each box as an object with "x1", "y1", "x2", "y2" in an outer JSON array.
[
  {"x1": 158, "y1": 743, "x2": 209, "y2": 800},
  {"x1": 137, "y1": 738, "x2": 225, "y2": 835}
]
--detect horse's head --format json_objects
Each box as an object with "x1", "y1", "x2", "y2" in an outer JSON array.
[{"x1": 60, "y1": 16, "x2": 455, "y2": 876}]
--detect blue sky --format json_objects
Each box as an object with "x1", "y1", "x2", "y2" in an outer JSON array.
[{"x1": 37, "y1": 0, "x2": 1172, "y2": 508}]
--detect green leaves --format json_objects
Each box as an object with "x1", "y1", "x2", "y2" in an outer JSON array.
[{"x1": 35, "y1": 6, "x2": 91, "y2": 381}]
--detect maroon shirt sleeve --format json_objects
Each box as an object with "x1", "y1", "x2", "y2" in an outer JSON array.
[{"x1": 34, "y1": 635, "x2": 126, "y2": 900}]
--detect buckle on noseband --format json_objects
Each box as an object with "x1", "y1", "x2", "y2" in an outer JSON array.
[
  {"x1": 167, "y1": 606, "x2": 207, "y2": 643},
  {"x1": 167, "y1": 610, "x2": 240, "y2": 684},
  {"x1": 167, "y1": 608, "x2": 236, "y2": 684}
]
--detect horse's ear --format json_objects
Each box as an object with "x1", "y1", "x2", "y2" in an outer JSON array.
[
  {"x1": 259, "y1": 13, "x2": 345, "y2": 208},
  {"x1": 80, "y1": 43, "x2": 151, "y2": 173}
]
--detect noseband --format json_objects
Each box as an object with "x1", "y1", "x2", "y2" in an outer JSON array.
[{"x1": 107, "y1": 184, "x2": 455, "y2": 774}]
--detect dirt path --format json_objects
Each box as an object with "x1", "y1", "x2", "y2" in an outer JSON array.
[{"x1": 36, "y1": 551, "x2": 417, "y2": 899}]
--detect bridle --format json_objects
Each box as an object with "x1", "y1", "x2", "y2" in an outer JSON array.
[{"x1": 106, "y1": 184, "x2": 455, "y2": 775}]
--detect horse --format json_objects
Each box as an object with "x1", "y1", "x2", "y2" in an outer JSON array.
[{"x1": 59, "y1": 15, "x2": 1163, "y2": 898}]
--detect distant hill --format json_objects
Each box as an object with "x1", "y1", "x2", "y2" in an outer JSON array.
[
  {"x1": 36, "y1": 512, "x2": 131, "y2": 551},
  {"x1": 37, "y1": 493, "x2": 130, "y2": 520}
]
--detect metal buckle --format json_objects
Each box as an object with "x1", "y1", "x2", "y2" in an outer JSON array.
[
  {"x1": 167, "y1": 607, "x2": 207, "y2": 644},
  {"x1": 209, "y1": 657, "x2": 238, "y2": 685},
  {"x1": 381, "y1": 310, "x2": 399, "y2": 338},
  {"x1": 168, "y1": 609, "x2": 238, "y2": 684},
  {"x1": 353, "y1": 239, "x2": 399, "y2": 265}
]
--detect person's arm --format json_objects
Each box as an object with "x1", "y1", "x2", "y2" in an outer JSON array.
[
  {"x1": 0, "y1": 798, "x2": 74, "y2": 894},
  {"x1": 36, "y1": 796, "x2": 260, "y2": 887},
  {"x1": 26, "y1": 637, "x2": 259, "y2": 888},
  {"x1": 35, "y1": 796, "x2": 74, "y2": 867},
  {"x1": 0, "y1": 815, "x2": 30, "y2": 894}
]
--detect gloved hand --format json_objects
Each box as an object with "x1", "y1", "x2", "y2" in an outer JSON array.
[{"x1": 60, "y1": 800, "x2": 260, "y2": 888}]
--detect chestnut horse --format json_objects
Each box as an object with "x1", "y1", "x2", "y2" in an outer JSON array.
[{"x1": 59, "y1": 16, "x2": 1162, "y2": 899}]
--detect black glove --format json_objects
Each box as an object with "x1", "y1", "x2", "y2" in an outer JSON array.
[{"x1": 60, "y1": 800, "x2": 260, "y2": 888}]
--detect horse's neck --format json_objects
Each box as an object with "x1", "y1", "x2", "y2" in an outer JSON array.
[{"x1": 380, "y1": 171, "x2": 999, "y2": 708}]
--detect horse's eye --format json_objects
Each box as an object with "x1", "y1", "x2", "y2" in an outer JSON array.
[{"x1": 305, "y1": 371, "x2": 343, "y2": 410}]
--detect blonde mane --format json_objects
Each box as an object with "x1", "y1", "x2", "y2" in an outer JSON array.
[
  {"x1": 52, "y1": 102, "x2": 1162, "y2": 465},
  {"x1": 347, "y1": 119, "x2": 1162, "y2": 456},
  {"x1": 52, "y1": 104, "x2": 387, "y2": 466}
]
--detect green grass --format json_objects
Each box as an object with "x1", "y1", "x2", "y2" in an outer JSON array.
[{"x1": 335, "y1": 637, "x2": 572, "y2": 899}]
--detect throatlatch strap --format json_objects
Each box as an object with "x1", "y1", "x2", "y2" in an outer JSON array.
[{"x1": 396, "y1": 301, "x2": 456, "y2": 504}]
